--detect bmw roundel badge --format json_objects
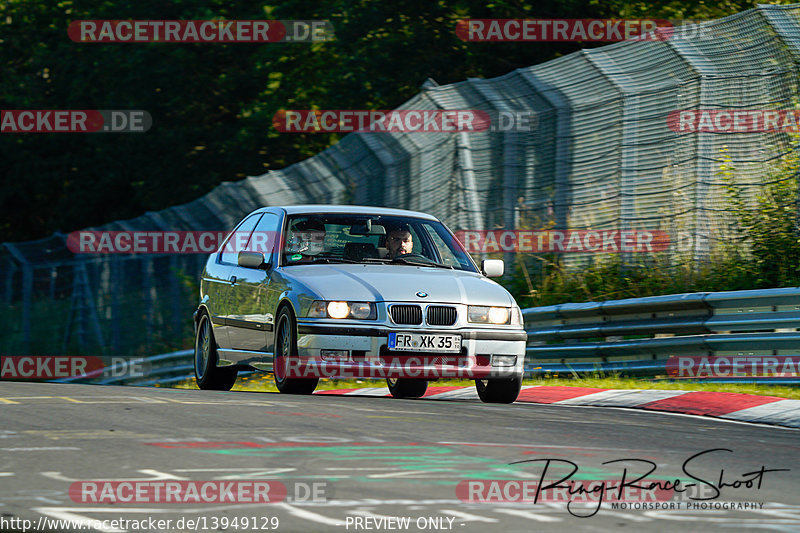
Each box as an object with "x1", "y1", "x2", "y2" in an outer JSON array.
[{"x1": 416, "y1": 291, "x2": 428, "y2": 298}]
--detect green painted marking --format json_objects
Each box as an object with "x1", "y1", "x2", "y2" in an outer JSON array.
[{"x1": 190, "y1": 444, "x2": 691, "y2": 486}]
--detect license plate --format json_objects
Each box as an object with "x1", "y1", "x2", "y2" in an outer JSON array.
[{"x1": 388, "y1": 332, "x2": 461, "y2": 353}]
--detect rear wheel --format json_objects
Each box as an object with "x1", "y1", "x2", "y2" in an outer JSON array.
[
  {"x1": 475, "y1": 375, "x2": 522, "y2": 404},
  {"x1": 195, "y1": 312, "x2": 238, "y2": 391},
  {"x1": 386, "y1": 377, "x2": 427, "y2": 399},
  {"x1": 274, "y1": 307, "x2": 318, "y2": 394}
]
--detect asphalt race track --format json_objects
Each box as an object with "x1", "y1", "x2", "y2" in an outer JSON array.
[{"x1": 1, "y1": 381, "x2": 798, "y2": 532}]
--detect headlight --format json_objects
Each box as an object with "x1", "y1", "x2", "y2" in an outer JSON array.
[
  {"x1": 307, "y1": 300, "x2": 377, "y2": 320},
  {"x1": 348, "y1": 302, "x2": 373, "y2": 319},
  {"x1": 327, "y1": 301, "x2": 350, "y2": 319},
  {"x1": 468, "y1": 305, "x2": 511, "y2": 324}
]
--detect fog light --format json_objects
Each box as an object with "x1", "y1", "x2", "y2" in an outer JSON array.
[
  {"x1": 320, "y1": 349, "x2": 350, "y2": 361},
  {"x1": 492, "y1": 355, "x2": 517, "y2": 367}
]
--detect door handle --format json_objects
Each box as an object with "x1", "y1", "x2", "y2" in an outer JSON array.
[{"x1": 230, "y1": 276, "x2": 237, "y2": 285}]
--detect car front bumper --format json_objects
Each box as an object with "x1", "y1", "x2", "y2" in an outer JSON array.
[{"x1": 290, "y1": 322, "x2": 527, "y2": 379}]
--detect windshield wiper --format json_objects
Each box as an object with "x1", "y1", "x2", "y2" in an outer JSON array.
[
  {"x1": 357, "y1": 256, "x2": 454, "y2": 269},
  {"x1": 298, "y1": 257, "x2": 362, "y2": 265},
  {"x1": 391, "y1": 256, "x2": 454, "y2": 269}
]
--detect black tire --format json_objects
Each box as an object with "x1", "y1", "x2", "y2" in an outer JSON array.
[
  {"x1": 194, "y1": 312, "x2": 238, "y2": 391},
  {"x1": 386, "y1": 377, "x2": 428, "y2": 399},
  {"x1": 475, "y1": 375, "x2": 522, "y2": 404},
  {"x1": 274, "y1": 307, "x2": 318, "y2": 394}
]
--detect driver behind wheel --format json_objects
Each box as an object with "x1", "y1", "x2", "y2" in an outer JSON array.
[
  {"x1": 286, "y1": 218, "x2": 327, "y2": 261},
  {"x1": 385, "y1": 224, "x2": 413, "y2": 259}
]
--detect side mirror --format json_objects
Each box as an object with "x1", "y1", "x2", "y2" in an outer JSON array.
[
  {"x1": 238, "y1": 251, "x2": 270, "y2": 270},
  {"x1": 481, "y1": 259, "x2": 504, "y2": 278}
]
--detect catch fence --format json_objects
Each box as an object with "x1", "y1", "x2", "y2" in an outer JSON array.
[{"x1": 4, "y1": 5, "x2": 800, "y2": 355}]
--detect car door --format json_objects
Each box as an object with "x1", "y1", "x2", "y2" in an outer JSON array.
[
  {"x1": 226, "y1": 212, "x2": 282, "y2": 359},
  {"x1": 215, "y1": 213, "x2": 262, "y2": 355},
  {"x1": 202, "y1": 258, "x2": 234, "y2": 351}
]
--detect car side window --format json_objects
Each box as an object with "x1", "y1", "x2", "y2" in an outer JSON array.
[
  {"x1": 423, "y1": 224, "x2": 469, "y2": 268},
  {"x1": 219, "y1": 214, "x2": 262, "y2": 265},
  {"x1": 249, "y1": 212, "x2": 280, "y2": 263}
]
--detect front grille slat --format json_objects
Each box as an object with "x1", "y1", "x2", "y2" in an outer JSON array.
[
  {"x1": 426, "y1": 305, "x2": 457, "y2": 326},
  {"x1": 390, "y1": 304, "x2": 422, "y2": 325}
]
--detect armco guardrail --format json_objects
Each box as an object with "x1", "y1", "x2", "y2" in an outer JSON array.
[
  {"x1": 69, "y1": 349, "x2": 255, "y2": 386},
  {"x1": 55, "y1": 349, "x2": 195, "y2": 387},
  {"x1": 57, "y1": 287, "x2": 800, "y2": 387},
  {"x1": 523, "y1": 287, "x2": 800, "y2": 382}
]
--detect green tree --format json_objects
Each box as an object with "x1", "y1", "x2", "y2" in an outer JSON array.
[{"x1": 1, "y1": 0, "x2": 784, "y2": 242}]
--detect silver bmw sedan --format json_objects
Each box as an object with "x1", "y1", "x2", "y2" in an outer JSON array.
[{"x1": 193, "y1": 205, "x2": 527, "y2": 403}]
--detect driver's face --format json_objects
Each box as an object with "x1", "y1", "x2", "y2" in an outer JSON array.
[{"x1": 387, "y1": 230, "x2": 413, "y2": 257}]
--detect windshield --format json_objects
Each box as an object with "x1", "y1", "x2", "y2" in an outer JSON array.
[{"x1": 280, "y1": 214, "x2": 478, "y2": 273}]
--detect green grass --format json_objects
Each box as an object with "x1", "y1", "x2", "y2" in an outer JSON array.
[{"x1": 168, "y1": 373, "x2": 800, "y2": 400}]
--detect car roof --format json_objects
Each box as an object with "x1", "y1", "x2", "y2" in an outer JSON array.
[{"x1": 260, "y1": 204, "x2": 440, "y2": 220}]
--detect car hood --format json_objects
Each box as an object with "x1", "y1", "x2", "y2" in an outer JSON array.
[{"x1": 282, "y1": 264, "x2": 514, "y2": 306}]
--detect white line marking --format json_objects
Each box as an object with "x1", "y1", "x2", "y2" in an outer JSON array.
[
  {"x1": 174, "y1": 467, "x2": 296, "y2": 472},
  {"x1": 33, "y1": 507, "x2": 127, "y2": 533},
  {"x1": 41, "y1": 469, "x2": 187, "y2": 482},
  {"x1": 349, "y1": 509, "x2": 410, "y2": 521},
  {"x1": 552, "y1": 389, "x2": 684, "y2": 406},
  {"x1": 367, "y1": 470, "x2": 450, "y2": 479},
  {"x1": 436, "y1": 440, "x2": 657, "y2": 452},
  {"x1": 325, "y1": 467, "x2": 405, "y2": 471},
  {"x1": 493, "y1": 508, "x2": 561, "y2": 523},
  {"x1": 594, "y1": 508, "x2": 652, "y2": 522},
  {"x1": 273, "y1": 502, "x2": 343, "y2": 526},
  {"x1": 0, "y1": 447, "x2": 80, "y2": 451},
  {"x1": 439, "y1": 509, "x2": 498, "y2": 523},
  {"x1": 344, "y1": 387, "x2": 390, "y2": 396}
]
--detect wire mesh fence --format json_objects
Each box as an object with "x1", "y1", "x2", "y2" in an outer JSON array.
[{"x1": 4, "y1": 5, "x2": 800, "y2": 356}]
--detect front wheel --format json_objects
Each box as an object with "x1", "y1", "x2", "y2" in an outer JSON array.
[
  {"x1": 475, "y1": 375, "x2": 522, "y2": 404},
  {"x1": 274, "y1": 307, "x2": 318, "y2": 394},
  {"x1": 387, "y1": 377, "x2": 427, "y2": 398},
  {"x1": 195, "y1": 313, "x2": 238, "y2": 391}
]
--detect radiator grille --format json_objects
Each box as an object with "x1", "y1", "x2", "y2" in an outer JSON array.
[
  {"x1": 390, "y1": 304, "x2": 423, "y2": 325},
  {"x1": 426, "y1": 305, "x2": 457, "y2": 326}
]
